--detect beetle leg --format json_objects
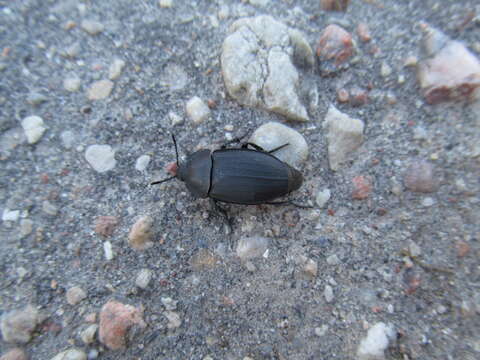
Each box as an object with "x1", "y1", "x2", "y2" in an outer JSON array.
[
  {"x1": 267, "y1": 143, "x2": 289, "y2": 154},
  {"x1": 220, "y1": 132, "x2": 249, "y2": 149},
  {"x1": 242, "y1": 142, "x2": 290, "y2": 154}
]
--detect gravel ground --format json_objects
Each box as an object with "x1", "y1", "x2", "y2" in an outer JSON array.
[{"x1": 1, "y1": 0, "x2": 479, "y2": 359}]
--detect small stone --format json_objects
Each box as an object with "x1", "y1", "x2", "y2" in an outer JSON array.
[
  {"x1": 135, "y1": 155, "x2": 151, "y2": 171},
  {"x1": 108, "y1": 59, "x2": 126, "y2": 80},
  {"x1": 324, "y1": 285, "x2": 334, "y2": 303},
  {"x1": 337, "y1": 88, "x2": 349, "y2": 103},
  {"x1": 81, "y1": 19, "x2": 104, "y2": 35},
  {"x1": 417, "y1": 24, "x2": 480, "y2": 104},
  {"x1": 316, "y1": 188, "x2": 331, "y2": 208},
  {"x1": 352, "y1": 175, "x2": 373, "y2": 200},
  {"x1": 408, "y1": 241, "x2": 422, "y2": 257},
  {"x1": 51, "y1": 348, "x2": 87, "y2": 360},
  {"x1": 357, "y1": 23, "x2": 372, "y2": 42},
  {"x1": 186, "y1": 96, "x2": 210, "y2": 125},
  {"x1": 456, "y1": 240, "x2": 470, "y2": 258},
  {"x1": 159, "y1": 0, "x2": 173, "y2": 8},
  {"x1": 64, "y1": 77, "x2": 81, "y2": 92},
  {"x1": 2, "y1": 209, "x2": 20, "y2": 222},
  {"x1": 161, "y1": 297, "x2": 178, "y2": 311},
  {"x1": 64, "y1": 42, "x2": 81, "y2": 58},
  {"x1": 66, "y1": 286, "x2": 87, "y2": 305},
  {"x1": 404, "y1": 55, "x2": 418, "y2": 67},
  {"x1": 94, "y1": 216, "x2": 118, "y2": 237},
  {"x1": 164, "y1": 311, "x2": 181, "y2": 329},
  {"x1": 0, "y1": 305, "x2": 41, "y2": 344},
  {"x1": 326, "y1": 254, "x2": 340, "y2": 265},
  {"x1": 357, "y1": 322, "x2": 395, "y2": 360},
  {"x1": 80, "y1": 324, "x2": 98, "y2": 344},
  {"x1": 324, "y1": 105, "x2": 364, "y2": 171},
  {"x1": 42, "y1": 201, "x2": 58, "y2": 216},
  {"x1": 320, "y1": 0, "x2": 350, "y2": 11},
  {"x1": 0, "y1": 348, "x2": 28, "y2": 360},
  {"x1": 303, "y1": 258, "x2": 318, "y2": 278},
  {"x1": 249, "y1": 122, "x2": 309, "y2": 168},
  {"x1": 236, "y1": 236, "x2": 269, "y2": 261},
  {"x1": 27, "y1": 92, "x2": 48, "y2": 106},
  {"x1": 60, "y1": 131, "x2": 75, "y2": 149},
  {"x1": 84, "y1": 313, "x2": 97, "y2": 323},
  {"x1": 169, "y1": 111, "x2": 183, "y2": 126},
  {"x1": 421, "y1": 197, "x2": 435, "y2": 207},
  {"x1": 103, "y1": 241, "x2": 113, "y2": 260},
  {"x1": 85, "y1": 145, "x2": 116, "y2": 173},
  {"x1": 128, "y1": 215, "x2": 154, "y2": 250},
  {"x1": 135, "y1": 269, "x2": 153, "y2": 289},
  {"x1": 314, "y1": 324, "x2": 328, "y2": 337},
  {"x1": 21, "y1": 116, "x2": 46, "y2": 144},
  {"x1": 404, "y1": 160, "x2": 438, "y2": 193},
  {"x1": 349, "y1": 87, "x2": 369, "y2": 106},
  {"x1": 19, "y1": 219, "x2": 33, "y2": 237},
  {"x1": 87, "y1": 80, "x2": 114, "y2": 100},
  {"x1": 317, "y1": 24, "x2": 353, "y2": 75},
  {"x1": 245, "y1": 261, "x2": 256, "y2": 272},
  {"x1": 190, "y1": 249, "x2": 218, "y2": 270},
  {"x1": 380, "y1": 62, "x2": 392, "y2": 77},
  {"x1": 99, "y1": 300, "x2": 146, "y2": 350},
  {"x1": 87, "y1": 349, "x2": 98, "y2": 360}
]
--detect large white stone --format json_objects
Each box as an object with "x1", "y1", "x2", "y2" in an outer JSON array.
[
  {"x1": 21, "y1": 116, "x2": 46, "y2": 144},
  {"x1": 357, "y1": 322, "x2": 396, "y2": 360},
  {"x1": 85, "y1": 145, "x2": 116, "y2": 173}
]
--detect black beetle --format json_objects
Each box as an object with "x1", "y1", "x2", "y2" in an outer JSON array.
[{"x1": 151, "y1": 135, "x2": 304, "y2": 205}]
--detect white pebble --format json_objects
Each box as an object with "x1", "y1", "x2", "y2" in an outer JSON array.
[
  {"x1": 42, "y1": 200, "x2": 58, "y2": 216},
  {"x1": 85, "y1": 145, "x2": 116, "y2": 173},
  {"x1": 316, "y1": 188, "x2": 331, "y2": 208},
  {"x1": 135, "y1": 269, "x2": 153, "y2": 289},
  {"x1": 64, "y1": 76, "x2": 81, "y2": 92},
  {"x1": 161, "y1": 297, "x2": 178, "y2": 311},
  {"x1": 109, "y1": 58, "x2": 126, "y2": 80},
  {"x1": 186, "y1": 96, "x2": 210, "y2": 125},
  {"x1": 357, "y1": 322, "x2": 395, "y2": 360},
  {"x1": 314, "y1": 324, "x2": 328, "y2": 337},
  {"x1": 324, "y1": 285, "x2": 334, "y2": 303},
  {"x1": 169, "y1": 111, "x2": 183, "y2": 126},
  {"x1": 421, "y1": 197, "x2": 435, "y2": 207},
  {"x1": 21, "y1": 115, "x2": 46, "y2": 144},
  {"x1": 2, "y1": 209, "x2": 20, "y2": 222},
  {"x1": 87, "y1": 80, "x2": 114, "y2": 100},
  {"x1": 60, "y1": 130, "x2": 75, "y2": 149},
  {"x1": 81, "y1": 19, "x2": 104, "y2": 35},
  {"x1": 236, "y1": 236, "x2": 269, "y2": 261},
  {"x1": 135, "y1": 155, "x2": 151, "y2": 171},
  {"x1": 104, "y1": 241, "x2": 113, "y2": 260},
  {"x1": 159, "y1": 0, "x2": 173, "y2": 8}
]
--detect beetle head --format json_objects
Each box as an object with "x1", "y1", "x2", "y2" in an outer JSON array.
[{"x1": 151, "y1": 134, "x2": 183, "y2": 186}]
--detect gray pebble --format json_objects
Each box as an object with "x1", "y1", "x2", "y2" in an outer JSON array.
[
  {"x1": 27, "y1": 92, "x2": 48, "y2": 105},
  {"x1": 135, "y1": 155, "x2": 151, "y2": 171},
  {"x1": 169, "y1": 111, "x2": 183, "y2": 126},
  {"x1": 85, "y1": 145, "x2": 116, "y2": 173},
  {"x1": 236, "y1": 236, "x2": 269, "y2": 261},
  {"x1": 64, "y1": 76, "x2": 81, "y2": 92},
  {"x1": 135, "y1": 269, "x2": 153, "y2": 289},
  {"x1": 0, "y1": 305, "x2": 41, "y2": 344},
  {"x1": 326, "y1": 254, "x2": 340, "y2": 265},
  {"x1": 51, "y1": 348, "x2": 87, "y2": 360},
  {"x1": 324, "y1": 285, "x2": 334, "y2": 303},
  {"x1": 66, "y1": 286, "x2": 87, "y2": 305},
  {"x1": 314, "y1": 324, "x2": 328, "y2": 337},
  {"x1": 87, "y1": 80, "x2": 114, "y2": 100},
  {"x1": 60, "y1": 130, "x2": 75, "y2": 149},
  {"x1": 64, "y1": 42, "x2": 81, "y2": 58},
  {"x1": 108, "y1": 59, "x2": 126, "y2": 80},
  {"x1": 42, "y1": 200, "x2": 58, "y2": 216},
  {"x1": 249, "y1": 122, "x2": 308, "y2": 168},
  {"x1": 81, "y1": 19, "x2": 104, "y2": 35},
  {"x1": 316, "y1": 188, "x2": 331, "y2": 208},
  {"x1": 161, "y1": 297, "x2": 178, "y2": 311}
]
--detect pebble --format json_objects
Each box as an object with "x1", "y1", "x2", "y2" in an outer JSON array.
[
  {"x1": 66, "y1": 286, "x2": 87, "y2": 305},
  {"x1": 80, "y1": 324, "x2": 98, "y2": 344},
  {"x1": 128, "y1": 215, "x2": 154, "y2": 250},
  {"x1": 0, "y1": 348, "x2": 28, "y2": 360},
  {"x1": 159, "y1": 0, "x2": 173, "y2": 8},
  {"x1": 63, "y1": 76, "x2": 81, "y2": 92},
  {"x1": 169, "y1": 111, "x2": 183, "y2": 126},
  {"x1": 221, "y1": 15, "x2": 312, "y2": 121},
  {"x1": 190, "y1": 249, "x2": 218, "y2": 270},
  {"x1": 161, "y1": 297, "x2": 178, "y2": 311},
  {"x1": 108, "y1": 58, "x2": 126, "y2": 80},
  {"x1": 249, "y1": 122, "x2": 308, "y2": 168},
  {"x1": 314, "y1": 324, "x2": 329, "y2": 337},
  {"x1": 87, "y1": 80, "x2": 114, "y2": 100},
  {"x1": 324, "y1": 105, "x2": 365, "y2": 171},
  {"x1": 19, "y1": 219, "x2": 33, "y2": 238},
  {"x1": 303, "y1": 258, "x2": 318, "y2": 278},
  {"x1": 408, "y1": 241, "x2": 422, "y2": 257},
  {"x1": 357, "y1": 23, "x2": 372, "y2": 42},
  {"x1": 27, "y1": 92, "x2": 48, "y2": 106},
  {"x1": 351, "y1": 175, "x2": 373, "y2": 200},
  {"x1": 135, "y1": 268, "x2": 153, "y2": 289},
  {"x1": 94, "y1": 216, "x2": 118, "y2": 237},
  {"x1": 64, "y1": 42, "x2": 81, "y2": 58},
  {"x1": 103, "y1": 241, "x2": 113, "y2": 261},
  {"x1": 85, "y1": 145, "x2": 116, "y2": 173},
  {"x1": 404, "y1": 160, "x2": 438, "y2": 193},
  {"x1": 320, "y1": 0, "x2": 349, "y2": 11},
  {"x1": 21, "y1": 116, "x2": 46, "y2": 144},
  {"x1": 99, "y1": 300, "x2": 146, "y2": 350},
  {"x1": 236, "y1": 236, "x2": 269, "y2": 261},
  {"x1": 357, "y1": 322, "x2": 395, "y2": 360},
  {"x1": 349, "y1": 87, "x2": 369, "y2": 106},
  {"x1": 337, "y1": 88, "x2": 349, "y2": 103},
  {"x1": 42, "y1": 200, "x2": 58, "y2": 216},
  {"x1": 0, "y1": 305, "x2": 41, "y2": 344},
  {"x1": 60, "y1": 131, "x2": 75, "y2": 149},
  {"x1": 417, "y1": 24, "x2": 480, "y2": 104},
  {"x1": 324, "y1": 285, "x2": 334, "y2": 303},
  {"x1": 81, "y1": 19, "x2": 104, "y2": 35},
  {"x1": 326, "y1": 254, "x2": 340, "y2": 265},
  {"x1": 316, "y1": 24, "x2": 353, "y2": 75},
  {"x1": 2, "y1": 209, "x2": 20, "y2": 222},
  {"x1": 316, "y1": 188, "x2": 331, "y2": 208},
  {"x1": 51, "y1": 349, "x2": 86, "y2": 360},
  {"x1": 421, "y1": 197, "x2": 435, "y2": 207},
  {"x1": 164, "y1": 311, "x2": 181, "y2": 329},
  {"x1": 87, "y1": 349, "x2": 98, "y2": 360},
  {"x1": 380, "y1": 62, "x2": 392, "y2": 77},
  {"x1": 404, "y1": 55, "x2": 418, "y2": 67},
  {"x1": 185, "y1": 96, "x2": 210, "y2": 125},
  {"x1": 135, "y1": 155, "x2": 151, "y2": 171}
]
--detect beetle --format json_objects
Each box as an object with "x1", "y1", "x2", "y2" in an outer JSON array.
[{"x1": 151, "y1": 135, "x2": 304, "y2": 206}]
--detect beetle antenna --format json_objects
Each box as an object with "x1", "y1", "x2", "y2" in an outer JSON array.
[
  {"x1": 172, "y1": 134, "x2": 179, "y2": 165},
  {"x1": 150, "y1": 176, "x2": 176, "y2": 186}
]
